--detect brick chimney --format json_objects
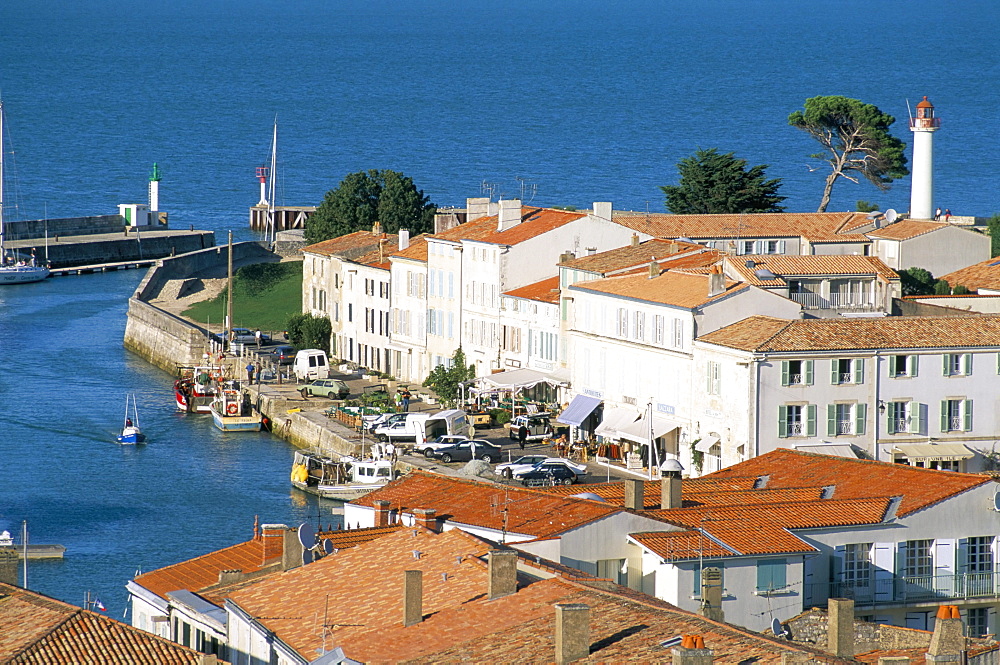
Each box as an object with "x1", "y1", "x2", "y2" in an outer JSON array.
[
  {"x1": 623, "y1": 478, "x2": 645, "y2": 510},
  {"x1": 497, "y1": 199, "x2": 522, "y2": 232},
  {"x1": 398, "y1": 229, "x2": 410, "y2": 251},
  {"x1": 374, "y1": 500, "x2": 391, "y2": 527},
  {"x1": 708, "y1": 265, "x2": 725, "y2": 297},
  {"x1": 592, "y1": 202, "x2": 612, "y2": 222},
  {"x1": 488, "y1": 549, "x2": 518, "y2": 600},
  {"x1": 412, "y1": 508, "x2": 438, "y2": 533},
  {"x1": 827, "y1": 598, "x2": 855, "y2": 658},
  {"x1": 927, "y1": 604, "x2": 964, "y2": 658},
  {"x1": 555, "y1": 603, "x2": 590, "y2": 664},
  {"x1": 260, "y1": 524, "x2": 287, "y2": 564},
  {"x1": 403, "y1": 570, "x2": 423, "y2": 626},
  {"x1": 672, "y1": 635, "x2": 713, "y2": 664}
]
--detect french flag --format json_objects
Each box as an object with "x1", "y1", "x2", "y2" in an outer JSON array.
[{"x1": 95, "y1": 598, "x2": 106, "y2": 612}]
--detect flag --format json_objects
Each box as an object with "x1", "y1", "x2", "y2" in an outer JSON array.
[{"x1": 95, "y1": 598, "x2": 106, "y2": 612}]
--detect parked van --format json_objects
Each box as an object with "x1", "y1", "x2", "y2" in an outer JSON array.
[
  {"x1": 293, "y1": 349, "x2": 330, "y2": 381},
  {"x1": 373, "y1": 409, "x2": 469, "y2": 445}
]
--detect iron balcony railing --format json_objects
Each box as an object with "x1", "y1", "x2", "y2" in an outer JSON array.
[
  {"x1": 789, "y1": 292, "x2": 876, "y2": 310},
  {"x1": 826, "y1": 572, "x2": 999, "y2": 606}
]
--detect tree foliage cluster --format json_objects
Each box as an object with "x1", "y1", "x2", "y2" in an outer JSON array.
[
  {"x1": 422, "y1": 348, "x2": 476, "y2": 407},
  {"x1": 987, "y1": 214, "x2": 1000, "y2": 257},
  {"x1": 898, "y1": 267, "x2": 968, "y2": 297},
  {"x1": 661, "y1": 148, "x2": 785, "y2": 215},
  {"x1": 305, "y1": 169, "x2": 436, "y2": 244},
  {"x1": 286, "y1": 313, "x2": 332, "y2": 354}
]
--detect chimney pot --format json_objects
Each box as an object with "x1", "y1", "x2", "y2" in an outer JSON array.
[
  {"x1": 412, "y1": 508, "x2": 438, "y2": 533},
  {"x1": 497, "y1": 199, "x2": 522, "y2": 232},
  {"x1": 648, "y1": 261, "x2": 659, "y2": 279},
  {"x1": 593, "y1": 202, "x2": 612, "y2": 221},
  {"x1": 374, "y1": 500, "x2": 391, "y2": 527},
  {"x1": 631, "y1": 233, "x2": 640, "y2": 247},
  {"x1": 488, "y1": 549, "x2": 518, "y2": 600},
  {"x1": 624, "y1": 478, "x2": 645, "y2": 510},
  {"x1": 928, "y1": 606, "x2": 965, "y2": 657},
  {"x1": 398, "y1": 229, "x2": 410, "y2": 251},
  {"x1": 403, "y1": 570, "x2": 423, "y2": 626},
  {"x1": 554, "y1": 603, "x2": 590, "y2": 664}
]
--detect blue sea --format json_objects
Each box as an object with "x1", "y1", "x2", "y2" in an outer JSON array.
[{"x1": 0, "y1": 0, "x2": 997, "y2": 614}]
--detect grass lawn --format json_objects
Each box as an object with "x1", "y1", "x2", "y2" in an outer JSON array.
[{"x1": 183, "y1": 261, "x2": 303, "y2": 333}]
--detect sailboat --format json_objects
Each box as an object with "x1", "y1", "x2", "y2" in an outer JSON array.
[
  {"x1": 0, "y1": 100, "x2": 50, "y2": 284},
  {"x1": 116, "y1": 394, "x2": 146, "y2": 444}
]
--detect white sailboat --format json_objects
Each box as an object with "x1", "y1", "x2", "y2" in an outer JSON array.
[
  {"x1": 0, "y1": 100, "x2": 50, "y2": 284},
  {"x1": 116, "y1": 394, "x2": 146, "y2": 444}
]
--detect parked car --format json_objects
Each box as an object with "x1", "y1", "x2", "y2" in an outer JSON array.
[
  {"x1": 507, "y1": 413, "x2": 554, "y2": 441},
  {"x1": 270, "y1": 345, "x2": 296, "y2": 365},
  {"x1": 231, "y1": 328, "x2": 271, "y2": 345},
  {"x1": 364, "y1": 411, "x2": 407, "y2": 433},
  {"x1": 496, "y1": 456, "x2": 587, "y2": 479},
  {"x1": 514, "y1": 461, "x2": 582, "y2": 486},
  {"x1": 299, "y1": 378, "x2": 350, "y2": 399},
  {"x1": 419, "y1": 434, "x2": 470, "y2": 458},
  {"x1": 430, "y1": 440, "x2": 502, "y2": 464}
]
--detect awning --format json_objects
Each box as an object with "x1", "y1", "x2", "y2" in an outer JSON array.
[
  {"x1": 476, "y1": 367, "x2": 569, "y2": 391},
  {"x1": 557, "y1": 394, "x2": 601, "y2": 426},
  {"x1": 616, "y1": 414, "x2": 680, "y2": 444},
  {"x1": 595, "y1": 407, "x2": 641, "y2": 438},
  {"x1": 793, "y1": 444, "x2": 859, "y2": 459},
  {"x1": 893, "y1": 443, "x2": 974, "y2": 462},
  {"x1": 695, "y1": 435, "x2": 721, "y2": 453}
]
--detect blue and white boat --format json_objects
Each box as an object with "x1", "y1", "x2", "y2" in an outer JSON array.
[
  {"x1": 116, "y1": 394, "x2": 146, "y2": 444},
  {"x1": 209, "y1": 386, "x2": 262, "y2": 432}
]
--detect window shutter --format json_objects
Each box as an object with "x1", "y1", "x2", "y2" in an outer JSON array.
[
  {"x1": 886, "y1": 404, "x2": 895, "y2": 434},
  {"x1": 940, "y1": 400, "x2": 949, "y2": 432},
  {"x1": 781, "y1": 361, "x2": 790, "y2": 386},
  {"x1": 964, "y1": 353, "x2": 973, "y2": 375},
  {"x1": 957, "y1": 539, "x2": 969, "y2": 574},
  {"x1": 943, "y1": 353, "x2": 951, "y2": 375},
  {"x1": 708, "y1": 363, "x2": 715, "y2": 394},
  {"x1": 778, "y1": 240, "x2": 786, "y2": 254},
  {"x1": 778, "y1": 405, "x2": 788, "y2": 438},
  {"x1": 827, "y1": 404, "x2": 837, "y2": 437},
  {"x1": 832, "y1": 545, "x2": 845, "y2": 581},
  {"x1": 873, "y1": 543, "x2": 895, "y2": 602},
  {"x1": 805, "y1": 360, "x2": 814, "y2": 385},
  {"x1": 909, "y1": 401, "x2": 922, "y2": 435},
  {"x1": 888, "y1": 355, "x2": 898, "y2": 376},
  {"x1": 806, "y1": 405, "x2": 816, "y2": 437},
  {"x1": 935, "y1": 539, "x2": 957, "y2": 596},
  {"x1": 965, "y1": 400, "x2": 973, "y2": 431},
  {"x1": 855, "y1": 403, "x2": 867, "y2": 435},
  {"x1": 909, "y1": 354, "x2": 919, "y2": 377},
  {"x1": 831, "y1": 360, "x2": 840, "y2": 384},
  {"x1": 854, "y1": 358, "x2": 865, "y2": 384}
]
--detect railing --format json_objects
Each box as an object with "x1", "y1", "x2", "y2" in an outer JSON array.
[
  {"x1": 824, "y1": 572, "x2": 999, "y2": 606},
  {"x1": 789, "y1": 292, "x2": 876, "y2": 310},
  {"x1": 950, "y1": 416, "x2": 963, "y2": 431},
  {"x1": 893, "y1": 418, "x2": 909, "y2": 433},
  {"x1": 839, "y1": 373, "x2": 853, "y2": 384},
  {"x1": 788, "y1": 374, "x2": 803, "y2": 385},
  {"x1": 787, "y1": 422, "x2": 803, "y2": 436},
  {"x1": 837, "y1": 420, "x2": 853, "y2": 435}
]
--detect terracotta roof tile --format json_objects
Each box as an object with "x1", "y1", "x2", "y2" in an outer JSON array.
[
  {"x1": 940, "y1": 255, "x2": 1000, "y2": 293},
  {"x1": 302, "y1": 230, "x2": 398, "y2": 259},
  {"x1": 613, "y1": 211, "x2": 871, "y2": 243},
  {"x1": 559, "y1": 238, "x2": 710, "y2": 273},
  {"x1": 389, "y1": 234, "x2": 429, "y2": 262},
  {"x1": 698, "y1": 314, "x2": 1000, "y2": 352},
  {"x1": 430, "y1": 207, "x2": 587, "y2": 246},
  {"x1": 569, "y1": 269, "x2": 746, "y2": 309},
  {"x1": 503, "y1": 276, "x2": 560, "y2": 304},
  {"x1": 728, "y1": 254, "x2": 898, "y2": 286},
  {"x1": 866, "y1": 219, "x2": 948, "y2": 240}
]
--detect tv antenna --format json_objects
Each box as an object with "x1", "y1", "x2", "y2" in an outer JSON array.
[
  {"x1": 515, "y1": 177, "x2": 537, "y2": 204},
  {"x1": 481, "y1": 180, "x2": 499, "y2": 202}
]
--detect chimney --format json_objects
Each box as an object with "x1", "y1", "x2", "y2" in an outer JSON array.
[
  {"x1": 197, "y1": 656, "x2": 220, "y2": 665},
  {"x1": 699, "y1": 567, "x2": 724, "y2": 622},
  {"x1": 827, "y1": 598, "x2": 855, "y2": 658},
  {"x1": 374, "y1": 500, "x2": 391, "y2": 527},
  {"x1": 559, "y1": 251, "x2": 576, "y2": 264},
  {"x1": 660, "y1": 476, "x2": 682, "y2": 510},
  {"x1": 592, "y1": 202, "x2": 613, "y2": 222},
  {"x1": 708, "y1": 265, "x2": 725, "y2": 297},
  {"x1": 669, "y1": 241, "x2": 679, "y2": 254},
  {"x1": 927, "y1": 605, "x2": 964, "y2": 658},
  {"x1": 260, "y1": 524, "x2": 287, "y2": 564},
  {"x1": 0, "y1": 549, "x2": 18, "y2": 586},
  {"x1": 466, "y1": 197, "x2": 493, "y2": 221},
  {"x1": 217, "y1": 569, "x2": 244, "y2": 586},
  {"x1": 371, "y1": 221, "x2": 382, "y2": 236},
  {"x1": 630, "y1": 233, "x2": 640, "y2": 247},
  {"x1": 555, "y1": 603, "x2": 590, "y2": 664},
  {"x1": 648, "y1": 260, "x2": 660, "y2": 279},
  {"x1": 412, "y1": 508, "x2": 438, "y2": 533},
  {"x1": 398, "y1": 229, "x2": 410, "y2": 251},
  {"x1": 497, "y1": 199, "x2": 522, "y2": 232},
  {"x1": 672, "y1": 635, "x2": 713, "y2": 664},
  {"x1": 623, "y1": 478, "x2": 645, "y2": 510},
  {"x1": 403, "y1": 570, "x2": 423, "y2": 626},
  {"x1": 282, "y1": 527, "x2": 304, "y2": 571},
  {"x1": 488, "y1": 549, "x2": 518, "y2": 600}
]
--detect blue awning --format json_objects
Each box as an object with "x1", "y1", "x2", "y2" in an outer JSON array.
[{"x1": 557, "y1": 395, "x2": 602, "y2": 426}]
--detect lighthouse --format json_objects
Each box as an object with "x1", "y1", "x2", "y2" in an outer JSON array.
[
  {"x1": 908, "y1": 96, "x2": 940, "y2": 220},
  {"x1": 256, "y1": 165, "x2": 269, "y2": 206},
  {"x1": 148, "y1": 162, "x2": 161, "y2": 212}
]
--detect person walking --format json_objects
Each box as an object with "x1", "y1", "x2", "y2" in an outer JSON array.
[
  {"x1": 255, "y1": 329, "x2": 262, "y2": 349},
  {"x1": 401, "y1": 389, "x2": 411, "y2": 413},
  {"x1": 518, "y1": 424, "x2": 528, "y2": 450},
  {"x1": 394, "y1": 389, "x2": 402, "y2": 412},
  {"x1": 255, "y1": 362, "x2": 262, "y2": 384},
  {"x1": 245, "y1": 362, "x2": 254, "y2": 384}
]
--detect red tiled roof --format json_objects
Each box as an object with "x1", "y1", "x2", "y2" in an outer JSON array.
[
  {"x1": 503, "y1": 276, "x2": 560, "y2": 304},
  {"x1": 727, "y1": 254, "x2": 898, "y2": 287},
  {"x1": 559, "y1": 238, "x2": 709, "y2": 273},
  {"x1": 429, "y1": 207, "x2": 587, "y2": 246},
  {"x1": 613, "y1": 211, "x2": 871, "y2": 243},
  {"x1": 302, "y1": 230, "x2": 398, "y2": 258},
  {"x1": 569, "y1": 269, "x2": 747, "y2": 309},
  {"x1": 389, "y1": 234, "x2": 429, "y2": 262},
  {"x1": 352, "y1": 471, "x2": 621, "y2": 538},
  {"x1": 866, "y1": 219, "x2": 948, "y2": 240},
  {"x1": 940, "y1": 256, "x2": 1000, "y2": 293},
  {"x1": 0, "y1": 583, "x2": 206, "y2": 664}
]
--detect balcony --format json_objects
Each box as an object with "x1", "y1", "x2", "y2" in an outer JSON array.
[
  {"x1": 821, "y1": 572, "x2": 999, "y2": 607},
  {"x1": 789, "y1": 292, "x2": 876, "y2": 311}
]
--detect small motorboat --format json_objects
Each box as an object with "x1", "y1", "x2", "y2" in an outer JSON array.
[
  {"x1": 116, "y1": 394, "x2": 146, "y2": 444},
  {"x1": 209, "y1": 385, "x2": 262, "y2": 432}
]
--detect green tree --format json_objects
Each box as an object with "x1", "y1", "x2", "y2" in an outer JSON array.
[
  {"x1": 953, "y1": 284, "x2": 970, "y2": 295},
  {"x1": 856, "y1": 200, "x2": 879, "y2": 213},
  {"x1": 899, "y1": 267, "x2": 937, "y2": 296},
  {"x1": 286, "y1": 313, "x2": 332, "y2": 353},
  {"x1": 422, "y1": 348, "x2": 476, "y2": 407},
  {"x1": 305, "y1": 169, "x2": 436, "y2": 244},
  {"x1": 789, "y1": 96, "x2": 909, "y2": 213},
  {"x1": 987, "y1": 214, "x2": 1000, "y2": 257},
  {"x1": 660, "y1": 148, "x2": 785, "y2": 214},
  {"x1": 933, "y1": 280, "x2": 952, "y2": 295}
]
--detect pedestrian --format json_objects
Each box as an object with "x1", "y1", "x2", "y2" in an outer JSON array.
[
  {"x1": 518, "y1": 424, "x2": 528, "y2": 450},
  {"x1": 944, "y1": 208, "x2": 952, "y2": 222},
  {"x1": 934, "y1": 207, "x2": 942, "y2": 220},
  {"x1": 246, "y1": 362, "x2": 254, "y2": 384},
  {"x1": 394, "y1": 389, "x2": 402, "y2": 412},
  {"x1": 385, "y1": 441, "x2": 396, "y2": 462},
  {"x1": 255, "y1": 329, "x2": 262, "y2": 349},
  {"x1": 401, "y1": 389, "x2": 411, "y2": 412},
  {"x1": 255, "y1": 362, "x2": 262, "y2": 384}
]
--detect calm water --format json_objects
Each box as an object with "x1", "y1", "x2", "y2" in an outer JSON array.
[{"x1": 0, "y1": 0, "x2": 997, "y2": 613}]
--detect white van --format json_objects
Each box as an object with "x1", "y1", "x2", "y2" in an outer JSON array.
[
  {"x1": 373, "y1": 409, "x2": 470, "y2": 446},
  {"x1": 293, "y1": 349, "x2": 330, "y2": 381}
]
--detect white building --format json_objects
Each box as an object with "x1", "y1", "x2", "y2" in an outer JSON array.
[
  {"x1": 868, "y1": 219, "x2": 989, "y2": 278},
  {"x1": 387, "y1": 232, "x2": 428, "y2": 383}
]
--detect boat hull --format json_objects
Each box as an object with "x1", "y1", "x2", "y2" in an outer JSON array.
[
  {"x1": 0, "y1": 266, "x2": 50, "y2": 284},
  {"x1": 116, "y1": 425, "x2": 145, "y2": 444},
  {"x1": 316, "y1": 482, "x2": 388, "y2": 502},
  {"x1": 210, "y1": 409, "x2": 262, "y2": 432}
]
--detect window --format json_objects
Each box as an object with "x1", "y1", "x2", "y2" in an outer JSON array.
[
  {"x1": 617, "y1": 308, "x2": 628, "y2": 337},
  {"x1": 347, "y1": 303, "x2": 353, "y2": 322},
  {"x1": 966, "y1": 536, "x2": 994, "y2": 574},
  {"x1": 943, "y1": 353, "x2": 972, "y2": 376},
  {"x1": 756, "y1": 559, "x2": 787, "y2": 594},
  {"x1": 707, "y1": 361, "x2": 721, "y2": 396},
  {"x1": 596, "y1": 558, "x2": 628, "y2": 586},
  {"x1": 831, "y1": 358, "x2": 864, "y2": 385},
  {"x1": 903, "y1": 539, "x2": 933, "y2": 579},
  {"x1": 843, "y1": 543, "x2": 872, "y2": 588},
  {"x1": 889, "y1": 355, "x2": 919, "y2": 377},
  {"x1": 778, "y1": 404, "x2": 816, "y2": 438},
  {"x1": 633, "y1": 312, "x2": 645, "y2": 340},
  {"x1": 827, "y1": 402, "x2": 866, "y2": 436},
  {"x1": 781, "y1": 359, "x2": 813, "y2": 386},
  {"x1": 940, "y1": 399, "x2": 972, "y2": 432},
  {"x1": 886, "y1": 401, "x2": 923, "y2": 434},
  {"x1": 968, "y1": 607, "x2": 989, "y2": 639},
  {"x1": 653, "y1": 315, "x2": 664, "y2": 344},
  {"x1": 672, "y1": 319, "x2": 683, "y2": 348}
]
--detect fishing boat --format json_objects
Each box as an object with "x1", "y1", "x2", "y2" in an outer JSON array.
[
  {"x1": 209, "y1": 385, "x2": 262, "y2": 432},
  {"x1": 116, "y1": 394, "x2": 146, "y2": 444},
  {"x1": 290, "y1": 450, "x2": 394, "y2": 501},
  {"x1": 0, "y1": 100, "x2": 50, "y2": 284},
  {"x1": 174, "y1": 363, "x2": 222, "y2": 413}
]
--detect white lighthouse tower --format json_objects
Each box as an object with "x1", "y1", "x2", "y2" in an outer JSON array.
[
  {"x1": 908, "y1": 96, "x2": 940, "y2": 220},
  {"x1": 256, "y1": 164, "x2": 269, "y2": 206},
  {"x1": 148, "y1": 162, "x2": 161, "y2": 212}
]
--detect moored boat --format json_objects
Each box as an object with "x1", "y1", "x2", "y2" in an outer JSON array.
[
  {"x1": 174, "y1": 363, "x2": 222, "y2": 413},
  {"x1": 291, "y1": 451, "x2": 394, "y2": 501},
  {"x1": 209, "y1": 386, "x2": 262, "y2": 432}
]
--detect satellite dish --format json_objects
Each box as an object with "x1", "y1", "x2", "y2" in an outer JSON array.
[
  {"x1": 771, "y1": 617, "x2": 786, "y2": 638},
  {"x1": 323, "y1": 539, "x2": 334, "y2": 554},
  {"x1": 992, "y1": 491, "x2": 1000, "y2": 512},
  {"x1": 885, "y1": 209, "x2": 898, "y2": 224},
  {"x1": 302, "y1": 549, "x2": 314, "y2": 566},
  {"x1": 865, "y1": 210, "x2": 883, "y2": 219},
  {"x1": 298, "y1": 523, "x2": 316, "y2": 551}
]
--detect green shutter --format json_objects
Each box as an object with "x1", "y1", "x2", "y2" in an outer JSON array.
[
  {"x1": 831, "y1": 359, "x2": 840, "y2": 384},
  {"x1": 827, "y1": 404, "x2": 837, "y2": 436},
  {"x1": 965, "y1": 400, "x2": 973, "y2": 431},
  {"x1": 909, "y1": 355, "x2": 919, "y2": 377},
  {"x1": 854, "y1": 358, "x2": 865, "y2": 384},
  {"x1": 909, "y1": 401, "x2": 921, "y2": 434},
  {"x1": 804, "y1": 360, "x2": 814, "y2": 385},
  {"x1": 806, "y1": 405, "x2": 816, "y2": 437},
  {"x1": 781, "y1": 361, "x2": 789, "y2": 386},
  {"x1": 886, "y1": 403, "x2": 895, "y2": 434},
  {"x1": 888, "y1": 355, "x2": 898, "y2": 376},
  {"x1": 943, "y1": 354, "x2": 951, "y2": 376},
  {"x1": 964, "y1": 354, "x2": 973, "y2": 376},
  {"x1": 855, "y1": 403, "x2": 867, "y2": 435},
  {"x1": 940, "y1": 400, "x2": 949, "y2": 432},
  {"x1": 778, "y1": 405, "x2": 788, "y2": 438}
]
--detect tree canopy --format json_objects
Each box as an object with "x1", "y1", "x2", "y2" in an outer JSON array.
[
  {"x1": 660, "y1": 148, "x2": 785, "y2": 215},
  {"x1": 788, "y1": 96, "x2": 909, "y2": 213},
  {"x1": 898, "y1": 267, "x2": 938, "y2": 297},
  {"x1": 987, "y1": 213, "x2": 1000, "y2": 257},
  {"x1": 286, "y1": 313, "x2": 332, "y2": 354},
  {"x1": 422, "y1": 348, "x2": 476, "y2": 407},
  {"x1": 305, "y1": 169, "x2": 436, "y2": 244}
]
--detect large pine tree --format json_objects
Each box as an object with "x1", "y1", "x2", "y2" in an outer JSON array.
[{"x1": 660, "y1": 148, "x2": 785, "y2": 215}]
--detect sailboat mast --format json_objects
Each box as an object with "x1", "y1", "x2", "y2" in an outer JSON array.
[
  {"x1": 226, "y1": 230, "x2": 233, "y2": 347},
  {"x1": 22, "y1": 520, "x2": 27, "y2": 589},
  {"x1": 1, "y1": 99, "x2": 5, "y2": 260},
  {"x1": 267, "y1": 118, "x2": 277, "y2": 245}
]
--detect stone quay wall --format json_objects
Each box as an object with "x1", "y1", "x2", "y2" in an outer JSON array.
[
  {"x1": 44, "y1": 232, "x2": 214, "y2": 268},
  {"x1": 3, "y1": 215, "x2": 125, "y2": 240}
]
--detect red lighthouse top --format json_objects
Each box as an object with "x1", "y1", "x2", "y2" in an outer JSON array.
[
  {"x1": 911, "y1": 96, "x2": 940, "y2": 129},
  {"x1": 256, "y1": 166, "x2": 269, "y2": 183}
]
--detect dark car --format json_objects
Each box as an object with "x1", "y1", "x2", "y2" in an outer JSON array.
[
  {"x1": 515, "y1": 461, "x2": 579, "y2": 486},
  {"x1": 430, "y1": 440, "x2": 502, "y2": 464},
  {"x1": 271, "y1": 345, "x2": 295, "y2": 365}
]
